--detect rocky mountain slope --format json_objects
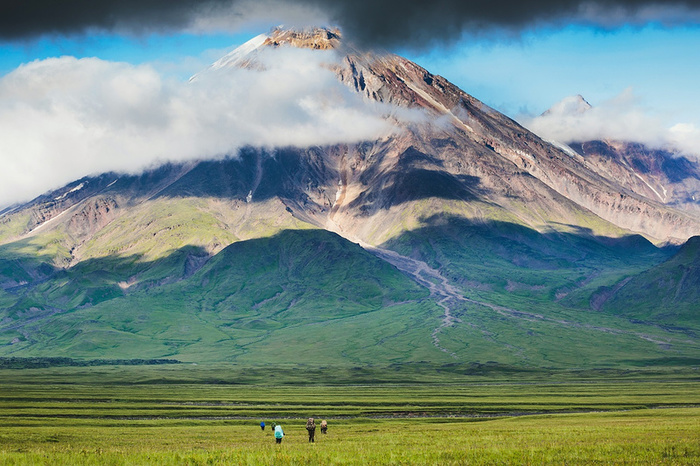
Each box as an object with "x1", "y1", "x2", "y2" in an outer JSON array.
[
  {"x1": 568, "y1": 140, "x2": 700, "y2": 217},
  {"x1": 0, "y1": 28, "x2": 698, "y2": 367},
  {"x1": 532, "y1": 94, "x2": 700, "y2": 222}
]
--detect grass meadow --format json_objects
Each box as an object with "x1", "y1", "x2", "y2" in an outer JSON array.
[
  {"x1": 0, "y1": 366, "x2": 698, "y2": 464},
  {"x1": 1, "y1": 410, "x2": 699, "y2": 465}
]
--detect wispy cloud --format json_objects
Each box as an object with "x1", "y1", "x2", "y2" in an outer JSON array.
[
  {"x1": 521, "y1": 89, "x2": 700, "y2": 156},
  {"x1": 0, "y1": 46, "x2": 399, "y2": 207}
]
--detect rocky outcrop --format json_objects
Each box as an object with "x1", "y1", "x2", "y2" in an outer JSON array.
[
  {"x1": 66, "y1": 197, "x2": 119, "y2": 241},
  {"x1": 8, "y1": 178, "x2": 112, "y2": 237},
  {"x1": 263, "y1": 27, "x2": 341, "y2": 50}
]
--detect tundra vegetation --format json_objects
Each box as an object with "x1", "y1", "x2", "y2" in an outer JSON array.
[{"x1": 0, "y1": 365, "x2": 698, "y2": 464}]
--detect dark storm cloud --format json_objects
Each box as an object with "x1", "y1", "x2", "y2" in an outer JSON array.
[
  {"x1": 1, "y1": 0, "x2": 700, "y2": 46},
  {"x1": 318, "y1": 0, "x2": 700, "y2": 47},
  {"x1": 0, "y1": 0, "x2": 218, "y2": 39}
]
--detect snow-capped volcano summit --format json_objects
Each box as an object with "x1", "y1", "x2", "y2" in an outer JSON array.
[
  {"x1": 209, "y1": 33, "x2": 269, "y2": 71},
  {"x1": 191, "y1": 27, "x2": 343, "y2": 80}
]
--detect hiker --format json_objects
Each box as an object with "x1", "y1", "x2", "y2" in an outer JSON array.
[
  {"x1": 274, "y1": 424, "x2": 284, "y2": 444},
  {"x1": 260, "y1": 421, "x2": 265, "y2": 431},
  {"x1": 306, "y1": 417, "x2": 316, "y2": 443},
  {"x1": 320, "y1": 419, "x2": 327, "y2": 434}
]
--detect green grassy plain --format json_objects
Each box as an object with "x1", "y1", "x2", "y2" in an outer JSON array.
[
  {"x1": 0, "y1": 367, "x2": 698, "y2": 464},
  {"x1": 2, "y1": 410, "x2": 698, "y2": 465}
]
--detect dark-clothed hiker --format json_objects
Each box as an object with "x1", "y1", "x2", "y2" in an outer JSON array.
[
  {"x1": 320, "y1": 419, "x2": 327, "y2": 434},
  {"x1": 274, "y1": 424, "x2": 284, "y2": 444},
  {"x1": 306, "y1": 417, "x2": 316, "y2": 443},
  {"x1": 260, "y1": 421, "x2": 265, "y2": 431}
]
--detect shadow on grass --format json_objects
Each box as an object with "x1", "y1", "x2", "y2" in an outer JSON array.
[{"x1": 381, "y1": 213, "x2": 671, "y2": 272}]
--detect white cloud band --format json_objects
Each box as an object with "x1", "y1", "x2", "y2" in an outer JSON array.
[
  {"x1": 521, "y1": 89, "x2": 700, "y2": 157},
  {"x1": 0, "y1": 47, "x2": 397, "y2": 207}
]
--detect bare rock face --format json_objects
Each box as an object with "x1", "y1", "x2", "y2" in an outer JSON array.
[
  {"x1": 66, "y1": 197, "x2": 119, "y2": 241},
  {"x1": 0, "y1": 177, "x2": 117, "y2": 239},
  {"x1": 263, "y1": 27, "x2": 341, "y2": 50}
]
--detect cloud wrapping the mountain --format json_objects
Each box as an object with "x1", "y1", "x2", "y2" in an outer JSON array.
[
  {"x1": 2, "y1": 0, "x2": 700, "y2": 47},
  {"x1": 522, "y1": 89, "x2": 700, "y2": 156},
  {"x1": 0, "y1": 48, "x2": 398, "y2": 207}
]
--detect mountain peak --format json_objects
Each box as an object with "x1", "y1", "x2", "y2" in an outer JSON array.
[
  {"x1": 264, "y1": 26, "x2": 342, "y2": 50},
  {"x1": 542, "y1": 94, "x2": 592, "y2": 117},
  {"x1": 191, "y1": 27, "x2": 342, "y2": 79}
]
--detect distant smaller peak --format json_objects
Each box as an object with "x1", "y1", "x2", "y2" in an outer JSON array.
[
  {"x1": 573, "y1": 94, "x2": 591, "y2": 106},
  {"x1": 264, "y1": 26, "x2": 342, "y2": 50},
  {"x1": 542, "y1": 94, "x2": 592, "y2": 117}
]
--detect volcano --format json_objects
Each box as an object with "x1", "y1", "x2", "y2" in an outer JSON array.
[{"x1": 1, "y1": 28, "x2": 698, "y2": 369}]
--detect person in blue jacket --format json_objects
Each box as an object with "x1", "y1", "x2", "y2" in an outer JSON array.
[
  {"x1": 274, "y1": 424, "x2": 284, "y2": 444},
  {"x1": 260, "y1": 420, "x2": 265, "y2": 431}
]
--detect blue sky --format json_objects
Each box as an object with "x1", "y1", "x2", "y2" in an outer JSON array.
[
  {"x1": 2, "y1": 22, "x2": 699, "y2": 124},
  {"x1": 405, "y1": 24, "x2": 700, "y2": 122},
  {"x1": 0, "y1": 31, "x2": 253, "y2": 78}
]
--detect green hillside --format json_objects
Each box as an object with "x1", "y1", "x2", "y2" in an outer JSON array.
[
  {"x1": 374, "y1": 215, "x2": 700, "y2": 368},
  {"x1": 0, "y1": 166, "x2": 697, "y2": 368},
  {"x1": 602, "y1": 236, "x2": 700, "y2": 326},
  {"x1": 2, "y1": 217, "x2": 698, "y2": 368},
  {"x1": 384, "y1": 214, "x2": 671, "y2": 308},
  {"x1": 0, "y1": 229, "x2": 438, "y2": 363}
]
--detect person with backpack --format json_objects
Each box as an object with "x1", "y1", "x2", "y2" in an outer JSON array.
[
  {"x1": 305, "y1": 417, "x2": 316, "y2": 442},
  {"x1": 274, "y1": 424, "x2": 284, "y2": 444},
  {"x1": 320, "y1": 419, "x2": 327, "y2": 434}
]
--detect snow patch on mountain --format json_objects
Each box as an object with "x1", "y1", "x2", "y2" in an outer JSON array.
[
  {"x1": 55, "y1": 182, "x2": 86, "y2": 201},
  {"x1": 546, "y1": 140, "x2": 580, "y2": 158},
  {"x1": 212, "y1": 33, "x2": 269, "y2": 70},
  {"x1": 190, "y1": 33, "x2": 268, "y2": 81}
]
